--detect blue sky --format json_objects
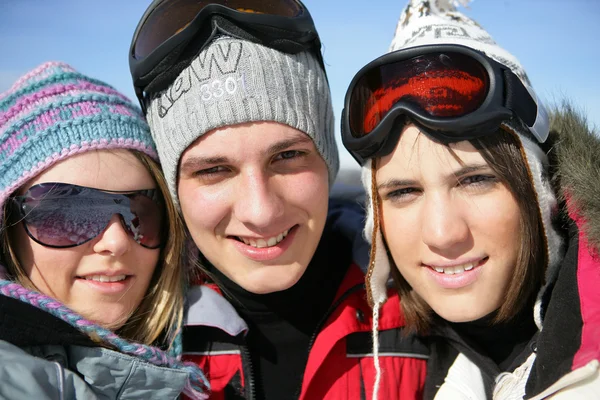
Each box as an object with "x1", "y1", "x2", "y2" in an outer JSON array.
[{"x1": 1, "y1": 0, "x2": 598, "y2": 170}]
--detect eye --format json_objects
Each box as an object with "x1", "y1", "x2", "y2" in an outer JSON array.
[
  {"x1": 193, "y1": 166, "x2": 228, "y2": 178},
  {"x1": 384, "y1": 187, "x2": 420, "y2": 202},
  {"x1": 460, "y1": 174, "x2": 498, "y2": 188},
  {"x1": 273, "y1": 150, "x2": 306, "y2": 162}
]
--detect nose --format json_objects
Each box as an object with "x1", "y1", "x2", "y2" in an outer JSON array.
[
  {"x1": 233, "y1": 169, "x2": 284, "y2": 231},
  {"x1": 421, "y1": 192, "x2": 471, "y2": 255},
  {"x1": 92, "y1": 214, "x2": 131, "y2": 257}
]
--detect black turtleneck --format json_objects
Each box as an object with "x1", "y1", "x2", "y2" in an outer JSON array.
[
  {"x1": 450, "y1": 307, "x2": 538, "y2": 372},
  {"x1": 207, "y1": 220, "x2": 351, "y2": 400}
]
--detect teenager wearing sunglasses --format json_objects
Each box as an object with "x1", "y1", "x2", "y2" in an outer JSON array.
[
  {"x1": 127, "y1": 1, "x2": 429, "y2": 399},
  {"x1": 342, "y1": 0, "x2": 600, "y2": 398},
  {"x1": 0, "y1": 62, "x2": 209, "y2": 399}
]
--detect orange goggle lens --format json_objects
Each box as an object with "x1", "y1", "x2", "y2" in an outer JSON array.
[{"x1": 349, "y1": 52, "x2": 490, "y2": 137}]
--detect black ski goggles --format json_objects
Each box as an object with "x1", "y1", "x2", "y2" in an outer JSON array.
[
  {"x1": 9, "y1": 183, "x2": 165, "y2": 249},
  {"x1": 341, "y1": 44, "x2": 549, "y2": 165},
  {"x1": 129, "y1": 0, "x2": 324, "y2": 112}
]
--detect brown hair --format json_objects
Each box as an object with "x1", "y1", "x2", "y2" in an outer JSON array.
[
  {"x1": 1, "y1": 151, "x2": 186, "y2": 349},
  {"x1": 386, "y1": 128, "x2": 547, "y2": 334}
]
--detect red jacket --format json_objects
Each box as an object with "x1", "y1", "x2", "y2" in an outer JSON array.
[{"x1": 182, "y1": 263, "x2": 427, "y2": 400}]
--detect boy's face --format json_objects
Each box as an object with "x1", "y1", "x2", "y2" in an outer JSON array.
[{"x1": 178, "y1": 121, "x2": 329, "y2": 294}]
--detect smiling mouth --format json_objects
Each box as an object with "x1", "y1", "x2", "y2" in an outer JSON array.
[
  {"x1": 233, "y1": 227, "x2": 294, "y2": 248},
  {"x1": 77, "y1": 274, "x2": 129, "y2": 283},
  {"x1": 428, "y1": 257, "x2": 488, "y2": 275}
]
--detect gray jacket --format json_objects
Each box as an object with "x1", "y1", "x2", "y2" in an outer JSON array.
[
  {"x1": 0, "y1": 339, "x2": 189, "y2": 399},
  {"x1": 0, "y1": 290, "x2": 191, "y2": 400}
]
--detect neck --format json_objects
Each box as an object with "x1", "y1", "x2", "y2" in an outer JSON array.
[
  {"x1": 206, "y1": 220, "x2": 351, "y2": 328},
  {"x1": 450, "y1": 305, "x2": 537, "y2": 371}
]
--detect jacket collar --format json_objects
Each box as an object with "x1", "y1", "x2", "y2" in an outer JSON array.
[
  {"x1": 0, "y1": 294, "x2": 96, "y2": 348},
  {"x1": 184, "y1": 261, "x2": 369, "y2": 335}
]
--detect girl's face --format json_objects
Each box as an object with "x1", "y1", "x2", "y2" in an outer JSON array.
[
  {"x1": 377, "y1": 125, "x2": 522, "y2": 322},
  {"x1": 10, "y1": 150, "x2": 160, "y2": 329}
]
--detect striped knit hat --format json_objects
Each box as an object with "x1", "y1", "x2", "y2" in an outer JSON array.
[{"x1": 0, "y1": 61, "x2": 157, "y2": 215}]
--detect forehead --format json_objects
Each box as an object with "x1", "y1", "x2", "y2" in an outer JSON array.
[
  {"x1": 181, "y1": 121, "x2": 314, "y2": 161},
  {"x1": 377, "y1": 125, "x2": 486, "y2": 177},
  {"x1": 22, "y1": 150, "x2": 155, "y2": 193}
]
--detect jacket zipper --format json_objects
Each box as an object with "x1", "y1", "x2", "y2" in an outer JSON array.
[
  {"x1": 293, "y1": 283, "x2": 365, "y2": 399},
  {"x1": 236, "y1": 285, "x2": 363, "y2": 400},
  {"x1": 240, "y1": 343, "x2": 256, "y2": 400}
]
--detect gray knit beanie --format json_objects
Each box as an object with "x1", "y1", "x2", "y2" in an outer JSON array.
[{"x1": 146, "y1": 36, "x2": 338, "y2": 204}]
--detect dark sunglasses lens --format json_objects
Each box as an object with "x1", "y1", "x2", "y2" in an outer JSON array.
[
  {"x1": 133, "y1": 0, "x2": 304, "y2": 59},
  {"x1": 20, "y1": 184, "x2": 164, "y2": 249},
  {"x1": 22, "y1": 190, "x2": 105, "y2": 247},
  {"x1": 121, "y1": 193, "x2": 164, "y2": 249},
  {"x1": 349, "y1": 52, "x2": 490, "y2": 138}
]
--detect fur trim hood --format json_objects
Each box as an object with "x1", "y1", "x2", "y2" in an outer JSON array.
[
  {"x1": 535, "y1": 104, "x2": 600, "y2": 318},
  {"x1": 550, "y1": 104, "x2": 600, "y2": 252}
]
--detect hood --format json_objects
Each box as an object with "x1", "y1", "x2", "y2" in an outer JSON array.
[
  {"x1": 535, "y1": 104, "x2": 600, "y2": 319},
  {"x1": 521, "y1": 103, "x2": 600, "y2": 398},
  {"x1": 550, "y1": 104, "x2": 600, "y2": 251}
]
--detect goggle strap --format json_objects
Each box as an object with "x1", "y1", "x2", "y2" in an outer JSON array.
[{"x1": 504, "y1": 70, "x2": 537, "y2": 128}]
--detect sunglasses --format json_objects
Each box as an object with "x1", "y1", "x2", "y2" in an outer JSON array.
[
  {"x1": 9, "y1": 183, "x2": 165, "y2": 249},
  {"x1": 341, "y1": 44, "x2": 550, "y2": 165},
  {"x1": 129, "y1": 0, "x2": 324, "y2": 111}
]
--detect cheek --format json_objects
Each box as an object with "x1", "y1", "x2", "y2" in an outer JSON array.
[
  {"x1": 19, "y1": 241, "x2": 80, "y2": 293},
  {"x1": 380, "y1": 204, "x2": 418, "y2": 262},
  {"x1": 8, "y1": 226, "x2": 68, "y2": 278},
  {"x1": 475, "y1": 191, "x2": 522, "y2": 250},
  {"x1": 179, "y1": 184, "x2": 231, "y2": 234},
  {"x1": 282, "y1": 171, "x2": 330, "y2": 231},
  {"x1": 282, "y1": 171, "x2": 329, "y2": 208},
  {"x1": 136, "y1": 249, "x2": 160, "y2": 282}
]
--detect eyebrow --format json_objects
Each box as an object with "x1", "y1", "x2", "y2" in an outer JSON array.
[
  {"x1": 179, "y1": 135, "x2": 313, "y2": 174},
  {"x1": 377, "y1": 163, "x2": 491, "y2": 191},
  {"x1": 180, "y1": 156, "x2": 228, "y2": 174},
  {"x1": 267, "y1": 135, "x2": 313, "y2": 154},
  {"x1": 452, "y1": 163, "x2": 491, "y2": 178}
]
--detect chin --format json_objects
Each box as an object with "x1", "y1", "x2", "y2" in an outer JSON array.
[
  {"x1": 81, "y1": 307, "x2": 133, "y2": 329},
  {"x1": 241, "y1": 265, "x2": 306, "y2": 294},
  {"x1": 433, "y1": 305, "x2": 494, "y2": 324}
]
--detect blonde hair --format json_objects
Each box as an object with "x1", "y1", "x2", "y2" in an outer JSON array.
[{"x1": 1, "y1": 151, "x2": 186, "y2": 349}]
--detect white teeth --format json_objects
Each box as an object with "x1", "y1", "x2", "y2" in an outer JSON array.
[
  {"x1": 239, "y1": 229, "x2": 290, "y2": 248},
  {"x1": 85, "y1": 274, "x2": 127, "y2": 283},
  {"x1": 432, "y1": 263, "x2": 475, "y2": 275}
]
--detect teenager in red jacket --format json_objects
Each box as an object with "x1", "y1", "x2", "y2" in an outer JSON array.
[{"x1": 128, "y1": 1, "x2": 428, "y2": 399}]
